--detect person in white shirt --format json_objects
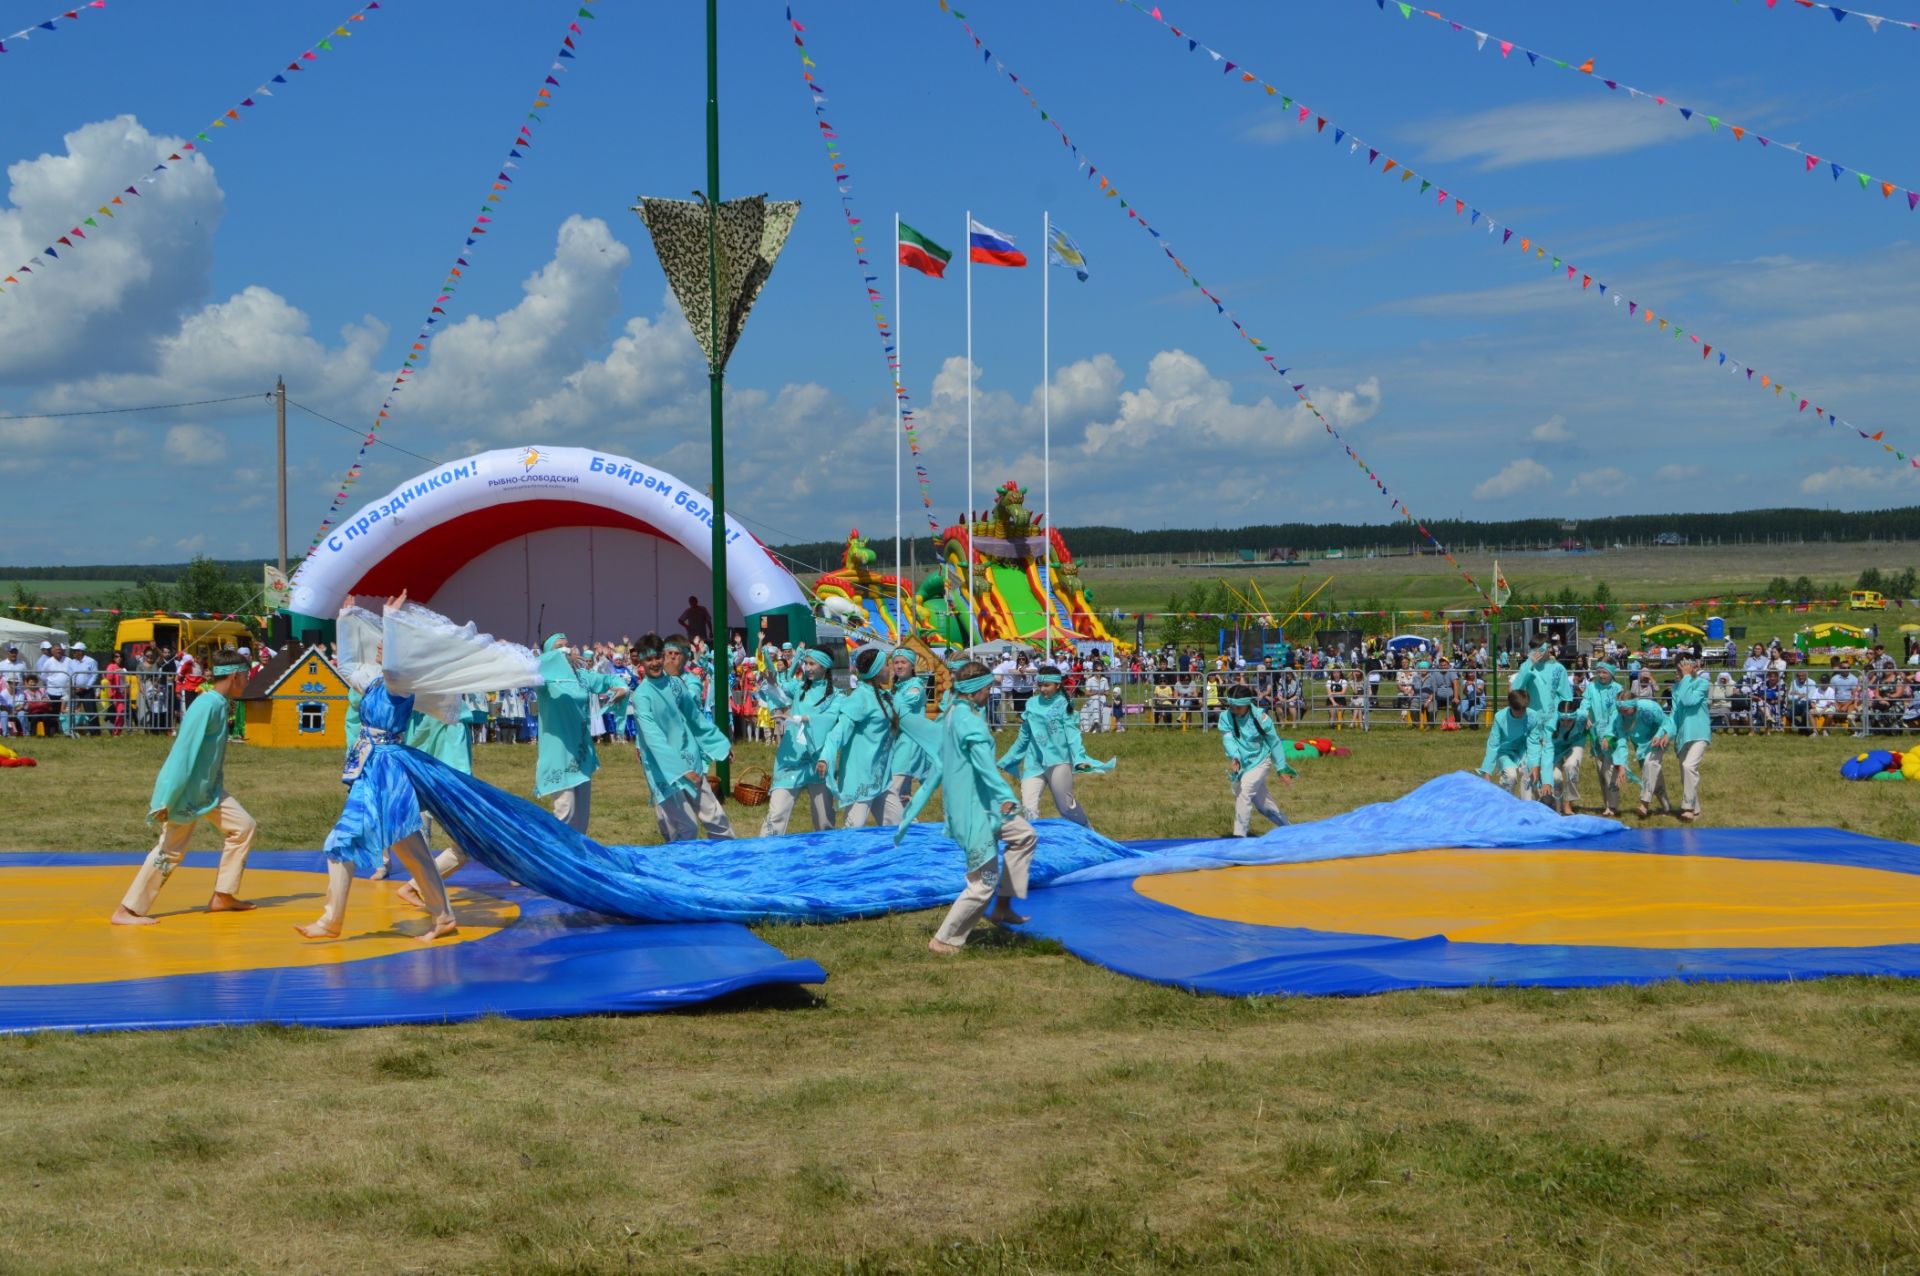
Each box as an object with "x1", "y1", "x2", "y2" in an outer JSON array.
[
  {"x1": 36, "y1": 641, "x2": 71, "y2": 734},
  {"x1": 0, "y1": 643, "x2": 23, "y2": 697},
  {"x1": 1081, "y1": 669, "x2": 1111, "y2": 732},
  {"x1": 67, "y1": 640, "x2": 100, "y2": 735},
  {"x1": 1810, "y1": 679, "x2": 1837, "y2": 735},
  {"x1": 0, "y1": 681, "x2": 17, "y2": 736}
]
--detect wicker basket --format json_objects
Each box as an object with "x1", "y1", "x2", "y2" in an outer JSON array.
[{"x1": 732, "y1": 766, "x2": 773, "y2": 806}]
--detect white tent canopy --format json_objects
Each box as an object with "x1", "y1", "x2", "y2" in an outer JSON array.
[{"x1": 0, "y1": 615, "x2": 70, "y2": 648}]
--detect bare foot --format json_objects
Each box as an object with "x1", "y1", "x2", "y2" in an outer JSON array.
[
  {"x1": 1600, "y1": 809, "x2": 1618, "y2": 818},
  {"x1": 294, "y1": 921, "x2": 341, "y2": 939},
  {"x1": 1636, "y1": 804, "x2": 1650, "y2": 819},
  {"x1": 110, "y1": 905, "x2": 158, "y2": 927},
  {"x1": 394, "y1": 882, "x2": 425, "y2": 910},
  {"x1": 927, "y1": 937, "x2": 962, "y2": 955},
  {"x1": 1558, "y1": 803, "x2": 1574, "y2": 817},
  {"x1": 417, "y1": 916, "x2": 458, "y2": 944},
  {"x1": 1679, "y1": 811, "x2": 1697, "y2": 823},
  {"x1": 986, "y1": 909, "x2": 1029, "y2": 926},
  {"x1": 207, "y1": 892, "x2": 255, "y2": 913}
]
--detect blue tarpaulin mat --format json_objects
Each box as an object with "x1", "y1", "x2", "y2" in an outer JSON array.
[
  {"x1": 0, "y1": 852, "x2": 827, "y2": 1034},
  {"x1": 398, "y1": 747, "x2": 1147, "y2": 923},
  {"x1": 1015, "y1": 775, "x2": 1920, "y2": 997}
]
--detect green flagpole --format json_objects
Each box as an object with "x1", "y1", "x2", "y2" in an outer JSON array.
[{"x1": 705, "y1": 0, "x2": 730, "y2": 782}]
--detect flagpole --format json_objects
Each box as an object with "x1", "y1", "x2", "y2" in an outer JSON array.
[
  {"x1": 1042, "y1": 209, "x2": 1053, "y2": 654},
  {"x1": 965, "y1": 210, "x2": 977, "y2": 650},
  {"x1": 893, "y1": 211, "x2": 902, "y2": 634}
]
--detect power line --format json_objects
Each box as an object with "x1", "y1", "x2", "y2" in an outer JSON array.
[
  {"x1": 284, "y1": 397, "x2": 443, "y2": 466},
  {"x1": 0, "y1": 392, "x2": 266, "y2": 421}
]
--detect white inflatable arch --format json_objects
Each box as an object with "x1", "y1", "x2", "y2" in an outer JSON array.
[{"x1": 288, "y1": 446, "x2": 808, "y2": 646}]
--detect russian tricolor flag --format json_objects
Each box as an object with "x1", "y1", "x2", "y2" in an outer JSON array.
[{"x1": 968, "y1": 219, "x2": 1027, "y2": 268}]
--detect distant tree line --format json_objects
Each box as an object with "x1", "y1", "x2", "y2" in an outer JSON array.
[{"x1": 771, "y1": 507, "x2": 1920, "y2": 569}]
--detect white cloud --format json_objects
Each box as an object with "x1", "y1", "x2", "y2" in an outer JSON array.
[
  {"x1": 1474, "y1": 457, "x2": 1552, "y2": 499},
  {"x1": 1530, "y1": 414, "x2": 1572, "y2": 443},
  {"x1": 163, "y1": 423, "x2": 222, "y2": 464},
  {"x1": 1654, "y1": 463, "x2": 1703, "y2": 483},
  {"x1": 1800, "y1": 465, "x2": 1920, "y2": 496},
  {"x1": 1407, "y1": 98, "x2": 1698, "y2": 171},
  {"x1": 1081, "y1": 353, "x2": 1379, "y2": 457},
  {"x1": 0, "y1": 116, "x2": 224, "y2": 381},
  {"x1": 1567, "y1": 465, "x2": 1630, "y2": 498}
]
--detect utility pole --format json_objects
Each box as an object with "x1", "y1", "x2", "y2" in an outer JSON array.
[
  {"x1": 704, "y1": 0, "x2": 730, "y2": 783},
  {"x1": 275, "y1": 376, "x2": 288, "y2": 578}
]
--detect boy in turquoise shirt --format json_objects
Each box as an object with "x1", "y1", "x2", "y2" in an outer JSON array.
[
  {"x1": 926, "y1": 662, "x2": 1038, "y2": 954},
  {"x1": 112, "y1": 649, "x2": 257, "y2": 925},
  {"x1": 1668, "y1": 656, "x2": 1712, "y2": 821}
]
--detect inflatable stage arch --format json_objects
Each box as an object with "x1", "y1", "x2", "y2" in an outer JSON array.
[{"x1": 287, "y1": 446, "x2": 813, "y2": 648}]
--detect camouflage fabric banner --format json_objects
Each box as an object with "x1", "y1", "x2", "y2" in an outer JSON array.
[{"x1": 635, "y1": 194, "x2": 799, "y2": 373}]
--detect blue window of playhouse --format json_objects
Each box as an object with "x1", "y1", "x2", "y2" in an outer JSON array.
[{"x1": 297, "y1": 701, "x2": 327, "y2": 734}]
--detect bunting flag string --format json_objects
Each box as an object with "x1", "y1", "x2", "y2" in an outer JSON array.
[
  {"x1": 306, "y1": 4, "x2": 598, "y2": 552},
  {"x1": 786, "y1": 8, "x2": 942, "y2": 536},
  {"x1": 1, "y1": 0, "x2": 107, "y2": 58},
  {"x1": 2, "y1": 2, "x2": 382, "y2": 297},
  {"x1": 1361, "y1": 0, "x2": 1918, "y2": 214},
  {"x1": 931, "y1": 0, "x2": 1490, "y2": 604},
  {"x1": 1115, "y1": 1, "x2": 1920, "y2": 475},
  {"x1": 1737, "y1": 0, "x2": 1919, "y2": 35}
]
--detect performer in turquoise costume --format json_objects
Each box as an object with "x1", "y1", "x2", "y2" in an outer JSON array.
[
  {"x1": 1615, "y1": 696, "x2": 1676, "y2": 818},
  {"x1": 1668, "y1": 655, "x2": 1712, "y2": 822},
  {"x1": 1540, "y1": 698, "x2": 1587, "y2": 815},
  {"x1": 996, "y1": 665, "x2": 1113, "y2": 828},
  {"x1": 883, "y1": 648, "x2": 937, "y2": 822},
  {"x1": 299, "y1": 595, "x2": 543, "y2": 941},
  {"x1": 818, "y1": 646, "x2": 903, "y2": 827},
  {"x1": 631, "y1": 633, "x2": 734, "y2": 841},
  {"x1": 923, "y1": 662, "x2": 1038, "y2": 954},
  {"x1": 1477, "y1": 688, "x2": 1548, "y2": 799},
  {"x1": 111, "y1": 648, "x2": 258, "y2": 926},
  {"x1": 760, "y1": 647, "x2": 839, "y2": 835},
  {"x1": 1580, "y1": 662, "x2": 1627, "y2": 816},
  {"x1": 1510, "y1": 646, "x2": 1573, "y2": 719},
  {"x1": 1217, "y1": 683, "x2": 1295, "y2": 836},
  {"x1": 535, "y1": 631, "x2": 628, "y2": 834}
]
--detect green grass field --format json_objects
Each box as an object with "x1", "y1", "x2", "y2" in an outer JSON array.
[
  {"x1": 4, "y1": 725, "x2": 1920, "y2": 1273},
  {"x1": 1081, "y1": 542, "x2": 1919, "y2": 647}
]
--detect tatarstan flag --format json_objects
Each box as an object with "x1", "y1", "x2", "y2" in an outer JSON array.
[{"x1": 898, "y1": 223, "x2": 951, "y2": 278}]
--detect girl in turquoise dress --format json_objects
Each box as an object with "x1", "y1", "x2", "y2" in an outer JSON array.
[
  {"x1": 297, "y1": 595, "x2": 542, "y2": 942},
  {"x1": 760, "y1": 648, "x2": 839, "y2": 835},
  {"x1": 818, "y1": 646, "x2": 903, "y2": 827},
  {"x1": 996, "y1": 665, "x2": 1113, "y2": 828},
  {"x1": 883, "y1": 648, "x2": 937, "y2": 825}
]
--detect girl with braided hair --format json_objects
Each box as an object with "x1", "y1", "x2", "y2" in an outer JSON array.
[
  {"x1": 817, "y1": 644, "x2": 904, "y2": 827},
  {"x1": 1218, "y1": 682, "x2": 1296, "y2": 837}
]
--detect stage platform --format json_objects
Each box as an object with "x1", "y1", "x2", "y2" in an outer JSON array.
[{"x1": 0, "y1": 852, "x2": 827, "y2": 1034}]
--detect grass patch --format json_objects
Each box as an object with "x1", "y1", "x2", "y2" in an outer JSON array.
[{"x1": 3, "y1": 667, "x2": 1920, "y2": 1270}]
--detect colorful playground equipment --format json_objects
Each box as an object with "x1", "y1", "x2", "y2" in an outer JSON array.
[
  {"x1": 920, "y1": 481, "x2": 1122, "y2": 649},
  {"x1": 810, "y1": 529, "x2": 944, "y2": 644},
  {"x1": 811, "y1": 484, "x2": 1123, "y2": 650}
]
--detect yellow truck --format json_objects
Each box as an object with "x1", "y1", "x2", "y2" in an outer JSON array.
[
  {"x1": 113, "y1": 614, "x2": 254, "y2": 665},
  {"x1": 1850, "y1": 589, "x2": 1889, "y2": 611}
]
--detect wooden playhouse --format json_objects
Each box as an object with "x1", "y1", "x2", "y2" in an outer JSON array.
[{"x1": 241, "y1": 646, "x2": 350, "y2": 749}]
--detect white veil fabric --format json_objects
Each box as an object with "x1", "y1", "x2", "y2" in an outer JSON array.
[{"x1": 380, "y1": 602, "x2": 543, "y2": 723}]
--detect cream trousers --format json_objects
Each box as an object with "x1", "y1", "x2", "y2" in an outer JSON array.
[
  {"x1": 1020, "y1": 763, "x2": 1090, "y2": 828},
  {"x1": 760, "y1": 783, "x2": 836, "y2": 836},
  {"x1": 659, "y1": 783, "x2": 734, "y2": 842},
  {"x1": 933, "y1": 815, "x2": 1038, "y2": 949},
  {"x1": 843, "y1": 789, "x2": 904, "y2": 829},
  {"x1": 552, "y1": 781, "x2": 592, "y2": 834},
  {"x1": 1231, "y1": 758, "x2": 1288, "y2": 836},
  {"x1": 120, "y1": 794, "x2": 255, "y2": 916}
]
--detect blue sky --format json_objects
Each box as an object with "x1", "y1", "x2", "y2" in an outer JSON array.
[{"x1": 2, "y1": 0, "x2": 1917, "y2": 569}]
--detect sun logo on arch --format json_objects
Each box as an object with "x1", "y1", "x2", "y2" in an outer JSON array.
[{"x1": 520, "y1": 447, "x2": 542, "y2": 472}]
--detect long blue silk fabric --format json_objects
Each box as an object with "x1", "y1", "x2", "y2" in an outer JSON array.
[
  {"x1": 1050, "y1": 771, "x2": 1624, "y2": 886},
  {"x1": 391, "y1": 747, "x2": 1148, "y2": 923}
]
